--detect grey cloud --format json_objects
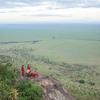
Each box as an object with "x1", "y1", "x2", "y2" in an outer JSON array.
[
  {"x1": 0, "y1": 0, "x2": 41, "y2": 8},
  {"x1": 55, "y1": 0, "x2": 100, "y2": 8},
  {"x1": 0, "y1": 0, "x2": 100, "y2": 8}
]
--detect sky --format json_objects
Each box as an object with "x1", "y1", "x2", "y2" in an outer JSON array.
[{"x1": 0, "y1": 0, "x2": 100, "y2": 23}]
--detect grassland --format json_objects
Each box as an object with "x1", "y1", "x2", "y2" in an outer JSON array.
[{"x1": 0, "y1": 39, "x2": 100, "y2": 100}]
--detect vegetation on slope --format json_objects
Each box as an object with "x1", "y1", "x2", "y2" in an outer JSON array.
[
  {"x1": 0, "y1": 44, "x2": 100, "y2": 100},
  {"x1": 0, "y1": 56, "x2": 43, "y2": 100}
]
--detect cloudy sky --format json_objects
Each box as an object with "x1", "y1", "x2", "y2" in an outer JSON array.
[{"x1": 0, "y1": 0, "x2": 100, "y2": 23}]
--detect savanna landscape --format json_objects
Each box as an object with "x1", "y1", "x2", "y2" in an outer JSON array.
[{"x1": 0, "y1": 23, "x2": 100, "y2": 100}]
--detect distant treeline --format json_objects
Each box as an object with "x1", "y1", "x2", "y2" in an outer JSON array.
[{"x1": 0, "y1": 40, "x2": 41, "y2": 44}]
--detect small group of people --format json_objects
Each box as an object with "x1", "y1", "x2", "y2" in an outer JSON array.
[{"x1": 21, "y1": 64, "x2": 39, "y2": 79}]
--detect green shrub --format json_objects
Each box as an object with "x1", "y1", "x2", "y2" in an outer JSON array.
[
  {"x1": 0, "y1": 61, "x2": 43, "y2": 100},
  {"x1": 16, "y1": 80, "x2": 43, "y2": 100},
  {"x1": 0, "y1": 62, "x2": 17, "y2": 100},
  {"x1": 78, "y1": 80, "x2": 85, "y2": 84},
  {"x1": 0, "y1": 81, "x2": 10, "y2": 100},
  {"x1": 88, "y1": 82, "x2": 95, "y2": 86}
]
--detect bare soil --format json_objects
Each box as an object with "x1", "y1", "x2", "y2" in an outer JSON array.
[{"x1": 36, "y1": 76, "x2": 75, "y2": 100}]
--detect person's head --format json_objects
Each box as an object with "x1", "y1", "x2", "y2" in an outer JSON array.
[
  {"x1": 27, "y1": 64, "x2": 31, "y2": 70},
  {"x1": 22, "y1": 65, "x2": 24, "y2": 67},
  {"x1": 21, "y1": 65, "x2": 24, "y2": 69}
]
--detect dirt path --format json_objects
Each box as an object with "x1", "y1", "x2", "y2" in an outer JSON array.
[{"x1": 36, "y1": 76, "x2": 75, "y2": 100}]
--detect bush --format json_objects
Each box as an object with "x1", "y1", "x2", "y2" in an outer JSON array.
[
  {"x1": 88, "y1": 82, "x2": 95, "y2": 86},
  {"x1": 78, "y1": 80, "x2": 85, "y2": 84},
  {"x1": 0, "y1": 62, "x2": 43, "y2": 100},
  {"x1": 16, "y1": 80, "x2": 43, "y2": 100},
  {"x1": 0, "y1": 62, "x2": 17, "y2": 100},
  {"x1": 0, "y1": 81, "x2": 10, "y2": 100}
]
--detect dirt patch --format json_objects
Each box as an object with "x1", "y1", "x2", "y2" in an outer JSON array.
[{"x1": 36, "y1": 76, "x2": 75, "y2": 100}]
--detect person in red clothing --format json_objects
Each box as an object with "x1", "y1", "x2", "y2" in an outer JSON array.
[
  {"x1": 26, "y1": 64, "x2": 31, "y2": 77},
  {"x1": 32, "y1": 71, "x2": 39, "y2": 78},
  {"x1": 27, "y1": 64, "x2": 31, "y2": 70},
  {"x1": 21, "y1": 65, "x2": 25, "y2": 77}
]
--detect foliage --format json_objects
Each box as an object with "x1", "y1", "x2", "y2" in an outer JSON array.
[
  {"x1": 0, "y1": 60, "x2": 43, "y2": 100},
  {"x1": 9, "y1": 88, "x2": 19, "y2": 100},
  {"x1": 65, "y1": 80, "x2": 100, "y2": 100},
  {"x1": 0, "y1": 61, "x2": 18, "y2": 100},
  {"x1": 78, "y1": 80, "x2": 85, "y2": 84},
  {"x1": 0, "y1": 42, "x2": 100, "y2": 100},
  {"x1": 0, "y1": 81, "x2": 10, "y2": 100},
  {"x1": 16, "y1": 80, "x2": 43, "y2": 100}
]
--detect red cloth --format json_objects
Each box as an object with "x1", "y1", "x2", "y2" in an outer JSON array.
[
  {"x1": 21, "y1": 65, "x2": 25, "y2": 76},
  {"x1": 32, "y1": 72, "x2": 39, "y2": 78}
]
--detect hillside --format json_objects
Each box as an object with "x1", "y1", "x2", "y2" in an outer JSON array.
[
  {"x1": 0, "y1": 56, "x2": 43, "y2": 100},
  {"x1": 0, "y1": 41, "x2": 100, "y2": 100},
  {"x1": 0, "y1": 55, "x2": 75, "y2": 100}
]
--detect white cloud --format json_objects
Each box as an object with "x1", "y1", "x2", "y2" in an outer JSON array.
[
  {"x1": 6, "y1": 1, "x2": 29, "y2": 6},
  {"x1": 0, "y1": 0, "x2": 100, "y2": 8},
  {"x1": 0, "y1": 1, "x2": 100, "y2": 23}
]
